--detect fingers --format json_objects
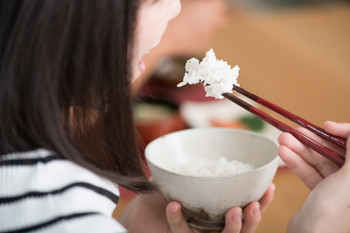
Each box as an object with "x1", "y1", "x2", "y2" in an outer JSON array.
[
  {"x1": 323, "y1": 121, "x2": 350, "y2": 138},
  {"x1": 223, "y1": 202, "x2": 261, "y2": 233},
  {"x1": 241, "y1": 202, "x2": 261, "y2": 233},
  {"x1": 324, "y1": 121, "x2": 350, "y2": 167},
  {"x1": 278, "y1": 142, "x2": 324, "y2": 190},
  {"x1": 222, "y1": 207, "x2": 242, "y2": 233},
  {"x1": 278, "y1": 132, "x2": 339, "y2": 178},
  {"x1": 166, "y1": 202, "x2": 193, "y2": 233},
  {"x1": 259, "y1": 183, "x2": 275, "y2": 214}
]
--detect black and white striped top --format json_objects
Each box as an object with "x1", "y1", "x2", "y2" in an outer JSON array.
[{"x1": 0, "y1": 149, "x2": 127, "y2": 233}]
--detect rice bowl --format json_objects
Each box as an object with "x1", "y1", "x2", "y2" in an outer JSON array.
[{"x1": 145, "y1": 128, "x2": 278, "y2": 231}]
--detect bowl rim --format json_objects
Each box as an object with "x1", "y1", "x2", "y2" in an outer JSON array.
[{"x1": 145, "y1": 127, "x2": 279, "y2": 179}]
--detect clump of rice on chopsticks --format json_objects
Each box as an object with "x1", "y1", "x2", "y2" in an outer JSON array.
[{"x1": 177, "y1": 49, "x2": 240, "y2": 99}]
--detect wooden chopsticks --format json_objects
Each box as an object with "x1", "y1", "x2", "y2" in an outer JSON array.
[{"x1": 222, "y1": 85, "x2": 347, "y2": 167}]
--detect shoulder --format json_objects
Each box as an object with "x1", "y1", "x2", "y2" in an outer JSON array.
[{"x1": 0, "y1": 149, "x2": 128, "y2": 233}]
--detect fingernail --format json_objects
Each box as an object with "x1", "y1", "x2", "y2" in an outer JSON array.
[
  {"x1": 271, "y1": 183, "x2": 276, "y2": 192},
  {"x1": 231, "y1": 208, "x2": 242, "y2": 222},
  {"x1": 253, "y1": 202, "x2": 260, "y2": 215},
  {"x1": 232, "y1": 213, "x2": 241, "y2": 222},
  {"x1": 171, "y1": 203, "x2": 180, "y2": 214}
]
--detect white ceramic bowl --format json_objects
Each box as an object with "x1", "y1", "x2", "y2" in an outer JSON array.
[{"x1": 145, "y1": 128, "x2": 278, "y2": 231}]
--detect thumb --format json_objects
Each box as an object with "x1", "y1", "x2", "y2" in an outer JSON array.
[{"x1": 166, "y1": 202, "x2": 192, "y2": 233}]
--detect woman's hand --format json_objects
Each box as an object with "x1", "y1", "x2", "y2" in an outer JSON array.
[
  {"x1": 166, "y1": 183, "x2": 275, "y2": 233},
  {"x1": 278, "y1": 121, "x2": 349, "y2": 190},
  {"x1": 119, "y1": 183, "x2": 275, "y2": 233},
  {"x1": 278, "y1": 121, "x2": 350, "y2": 233}
]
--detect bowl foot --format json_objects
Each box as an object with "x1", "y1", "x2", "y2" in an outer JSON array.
[{"x1": 182, "y1": 207, "x2": 225, "y2": 231}]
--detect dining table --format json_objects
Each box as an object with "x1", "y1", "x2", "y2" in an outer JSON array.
[{"x1": 113, "y1": 2, "x2": 350, "y2": 232}]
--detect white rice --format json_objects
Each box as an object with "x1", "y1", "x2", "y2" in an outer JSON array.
[
  {"x1": 156, "y1": 155, "x2": 254, "y2": 177},
  {"x1": 177, "y1": 49, "x2": 240, "y2": 99}
]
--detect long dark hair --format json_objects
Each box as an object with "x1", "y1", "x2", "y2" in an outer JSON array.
[{"x1": 0, "y1": 0, "x2": 155, "y2": 193}]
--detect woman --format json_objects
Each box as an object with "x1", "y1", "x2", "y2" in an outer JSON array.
[{"x1": 0, "y1": 0, "x2": 274, "y2": 232}]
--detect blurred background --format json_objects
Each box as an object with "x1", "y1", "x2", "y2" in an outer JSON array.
[{"x1": 115, "y1": 0, "x2": 350, "y2": 232}]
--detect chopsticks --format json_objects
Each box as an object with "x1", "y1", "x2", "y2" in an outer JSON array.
[
  {"x1": 222, "y1": 85, "x2": 347, "y2": 167},
  {"x1": 232, "y1": 85, "x2": 347, "y2": 149}
]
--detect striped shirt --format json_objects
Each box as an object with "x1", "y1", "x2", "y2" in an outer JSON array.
[{"x1": 0, "y1": 149, "x2": 127, "y2": 233}]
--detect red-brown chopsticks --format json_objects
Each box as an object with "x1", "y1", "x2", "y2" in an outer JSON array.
[{"x1": 222, "y1": 85, "x2": 347, "y2": 167}]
